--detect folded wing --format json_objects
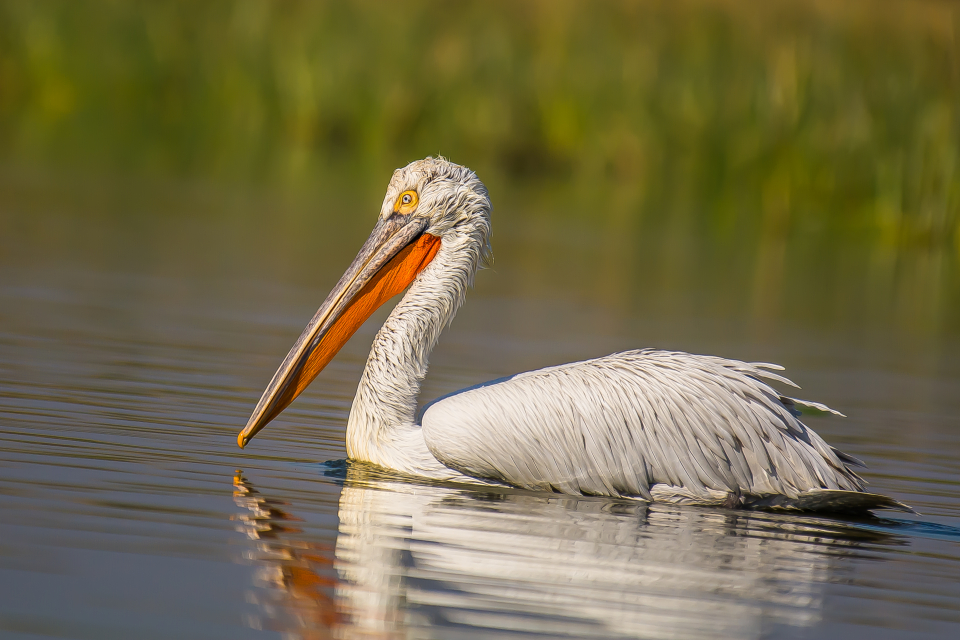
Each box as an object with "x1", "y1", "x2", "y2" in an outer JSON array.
[{"x1": 421, "y1": 349, "x2": 864, "y2": 502}]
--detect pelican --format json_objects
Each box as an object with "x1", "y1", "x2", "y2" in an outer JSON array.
[{"x1": 238, "y1": 157, "x2": 911, "y2": 513}]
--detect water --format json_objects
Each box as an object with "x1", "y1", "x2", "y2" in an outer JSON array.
[{"x1": 1, "y1": 176, "x2": 959, "y2": 639}]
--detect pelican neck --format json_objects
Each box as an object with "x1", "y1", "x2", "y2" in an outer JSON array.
[{"x1": 344, "y1": 230, "x2": 481, "y2": 471}]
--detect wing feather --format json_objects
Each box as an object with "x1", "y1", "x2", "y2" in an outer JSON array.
[{"x1": 421, "y1": 349, "x2": 864, "y2": 502}]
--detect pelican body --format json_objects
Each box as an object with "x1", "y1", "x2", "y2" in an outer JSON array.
[{"x1": 238, "y1": 157, "x2": 909, "y2": 513}]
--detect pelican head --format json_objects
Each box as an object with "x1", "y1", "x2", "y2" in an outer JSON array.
[{"x1": 238, "y1": 157, "x2": 492, "y2": 448}]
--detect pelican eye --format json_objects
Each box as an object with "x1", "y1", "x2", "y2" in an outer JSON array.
[{"x1": 394, "y1": 190, "x2": 419, "y2": 215}]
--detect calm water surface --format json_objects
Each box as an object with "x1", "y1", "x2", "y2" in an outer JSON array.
[{"x1": 1, "y1": 182, "x2": 959, "y2": 639}]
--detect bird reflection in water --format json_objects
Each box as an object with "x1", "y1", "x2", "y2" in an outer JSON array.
[
  {"x1": 233, "y1": 465, "x2": 900, "y2": 640},
  {"x1": 232, "y1": 471, "x2": 341, "y2": 637}
]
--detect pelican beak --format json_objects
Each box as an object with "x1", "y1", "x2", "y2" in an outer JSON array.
[{"x1": 238, "y1": 214, "x2": 441, "y2": 448}]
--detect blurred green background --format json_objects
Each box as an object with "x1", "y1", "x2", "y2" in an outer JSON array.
[{"x1": 1, "y1": 0, "x2": 958, "y2": 356}]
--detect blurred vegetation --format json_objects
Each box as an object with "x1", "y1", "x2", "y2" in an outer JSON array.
[
  {"x1": 1, "y1": 0, "x2": 958, "y2": 249},
  {"x1": 0, "y1": 0, "x2": 958, "y2": 357}
]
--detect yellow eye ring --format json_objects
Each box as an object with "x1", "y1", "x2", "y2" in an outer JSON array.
[{"x1": 394, "y1": 190, "x2": 419, "y2": 215}]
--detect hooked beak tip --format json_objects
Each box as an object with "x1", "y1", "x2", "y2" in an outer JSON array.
[{"x1": 237, "y1": 433, "x2": 248, "y2": 449}]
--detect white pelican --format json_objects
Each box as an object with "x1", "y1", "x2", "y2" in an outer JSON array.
[{"x1": 238, "y1": 157, "x2": 911, "y2": 513}]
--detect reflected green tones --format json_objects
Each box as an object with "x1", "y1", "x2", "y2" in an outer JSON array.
[{"x1": 2, "y1": 253, "x2": 958, "y2": 638}]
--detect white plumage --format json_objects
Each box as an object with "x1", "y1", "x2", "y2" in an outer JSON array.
[
  {"x1": 240, "y1": 157, "x2": 910, "y2": 513},
  {"x1": 423, "y1": 350, "x2": 869, "y2": 509}
]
